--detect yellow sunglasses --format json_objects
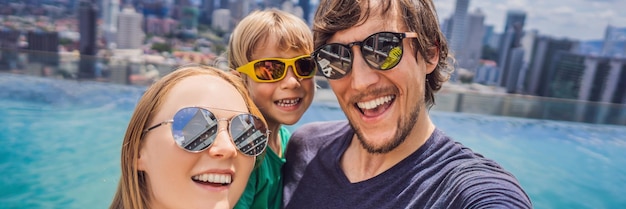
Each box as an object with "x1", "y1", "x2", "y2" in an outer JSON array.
[{"x1": 236, "y1": 55, "x2": 317, "y2": 83}]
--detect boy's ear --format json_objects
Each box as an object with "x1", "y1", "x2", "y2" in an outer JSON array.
[{"x1": 229, "y1": 69, "x2": 250, "y2": 85}]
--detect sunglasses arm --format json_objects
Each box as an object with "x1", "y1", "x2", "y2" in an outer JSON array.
[{"x1": 143, "y1": 120, "x2": 174, "y2": 133}]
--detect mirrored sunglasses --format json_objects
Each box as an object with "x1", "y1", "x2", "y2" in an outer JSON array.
[
  {"x1": 312, "y1": 31, "x2": 418, "y2": 79},
  {"x1": 236, "y1": 55, "x2": 317, "y2": 83},
  {"x1": 143, "y1": 107, "x2": 269, "y2": 157}
]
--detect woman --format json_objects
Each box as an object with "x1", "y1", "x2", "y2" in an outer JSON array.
[{"x1": 110, "y1": 65, "x2": 269, "y2": 209}]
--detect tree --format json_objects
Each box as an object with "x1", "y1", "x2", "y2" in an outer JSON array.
[{"x1": 151, "y1": 42, "x2": 172, "y2": 53}]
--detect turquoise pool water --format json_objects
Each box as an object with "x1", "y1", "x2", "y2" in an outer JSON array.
[{"x1": 1, "y1": 74, "x2": 625, "y2": 209}]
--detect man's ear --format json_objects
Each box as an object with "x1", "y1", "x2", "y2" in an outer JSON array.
[{"x1": 424, "y1": 46, "x2": 439, "y2": 74}]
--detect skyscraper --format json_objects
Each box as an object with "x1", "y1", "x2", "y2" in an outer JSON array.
[
  {"x1": 526, "y1": 36, "x2": 576, "y2": 96},
  {"x1": 201, "y1": 0, "x2": 216, "y2": 25},
  {"x1": 497, "y1": 10, "x2": 526, "y2": 92},
  {"x1": 116, "y1": 6, "x2": 144, "y2": 49},
  {"x1": 458, "y1": 8, "x2": 485, "y2": 71},
  {"x1": 27, "y1": 31, "x2": 60, "y2": 66},
  {"x1": 103, "y1": 0, "x2": 120, "y2": 49},
  {"x1": 78, "y1": 0, "x2": 98, "y2": 79},
  {"x1": 448, "y1": 0, "x2": 469, "y2": 55},
  {"x1": 79, "y1": 0, "x2": 97, "y2": 56},
  {"x1": 601, "y1": 25, "x2": 626, "y2": 57}
]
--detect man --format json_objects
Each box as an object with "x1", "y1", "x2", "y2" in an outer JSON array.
[{"x1": 282, "y1": 0, "x2": 533, "y2": 208}]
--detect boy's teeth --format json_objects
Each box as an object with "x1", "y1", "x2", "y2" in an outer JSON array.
[
  {"x1": 357, "y1": 95, "x2": 394, "y2": 110},
  {"x1": 277, "y1": 98, "x2": 300, "y2": 107},
  {"x1": 192, "y1": 173, "x2": 232, "y2": 184}
]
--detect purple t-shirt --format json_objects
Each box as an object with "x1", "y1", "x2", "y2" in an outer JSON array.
[{"x1": 283, "y1": 120, "x2": 532, "y2": 209}]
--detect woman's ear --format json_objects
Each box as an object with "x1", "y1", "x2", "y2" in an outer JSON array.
[{"x1": 136, "y1": 147, "x2": 146, "y2": 171}]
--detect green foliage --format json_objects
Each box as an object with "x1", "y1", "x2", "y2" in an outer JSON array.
[
  {"x1": 59, "y1": 38, "x2": 74, "y2": 46},
  {"x1": 151, "y1": 42, "x2": 172, "y2": 53},
  {"x1": 213, "y1": 44, "x2": 226, "y2": 55}
]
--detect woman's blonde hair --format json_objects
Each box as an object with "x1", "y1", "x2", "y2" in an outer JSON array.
[
  {"x1": 228, "y1": 8, "x2": 314, "y2": 70},
  {"x1": 109, "y1": 65, "x2": 266, "y2": 209}
]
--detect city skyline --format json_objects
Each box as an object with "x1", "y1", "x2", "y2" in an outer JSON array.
[{"x1": 434, "y1": 0, "x2": 626, "y2": 41}]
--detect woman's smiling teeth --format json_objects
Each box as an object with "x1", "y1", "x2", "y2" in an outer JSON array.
[
  {"x1": 357, "y1": 95, "x2": 395, "y2": 110},
  {"x1": 276, "y1": 98, "x2": 300, "y2": 107},
  {"x1": 192, "y1": 173, "x2": 232, "y2": 185}
]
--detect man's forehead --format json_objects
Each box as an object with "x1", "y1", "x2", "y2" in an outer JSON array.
[{"x1": 329, "y1": 15, "x2": 400, "y2": 43}]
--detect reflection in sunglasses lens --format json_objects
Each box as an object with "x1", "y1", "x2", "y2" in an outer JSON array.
[
  {"x1": 254, "y1": 60, "x2": 286, "y2": 81},
  {"x1": 172, "y1": 107, "x2": 267, "y2": 156},
  {"x1": 230, "y1": 114, "x2": 267, "y2": 156},
  {"x1": 174, "y1": 108, "x2": 217, "y2": 152},
  {"x1": 295, "y1": 58, "x2": 316, "y2": 76}
]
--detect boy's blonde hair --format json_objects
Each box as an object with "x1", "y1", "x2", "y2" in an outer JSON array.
[{"x1": 228, "y1": 9, "x2": 314, "y2": 70}]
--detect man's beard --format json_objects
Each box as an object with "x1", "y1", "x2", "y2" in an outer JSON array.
[{"x1": 350, "y1": 100, "x2": 421, "y2": 154}]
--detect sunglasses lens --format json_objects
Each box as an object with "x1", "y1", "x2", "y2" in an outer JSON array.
[
  {"x1": 362, "y1": 32, "x2": 403, "y2": 70},
  {"x1": 229, "y1": 114, "x2": 268, "y2": 156},
  {"x1": 314, "y1": 44, "x2": 352, "y2": 79},
  {"x1": 253, "y1": 60, "x2": 286, "y2": 81},
  {"x1": 172, "y1": 107, "x2": 218, "y2": 152},
  {"x1": 295, "y1": 57, "x2": 317, "y2": 78}
]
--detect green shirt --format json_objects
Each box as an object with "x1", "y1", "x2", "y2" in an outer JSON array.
[{"x1": 234, "y1": 126, "x2": 290, "y2": 209}]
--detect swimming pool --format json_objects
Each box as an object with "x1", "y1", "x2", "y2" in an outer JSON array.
[{"x1": 1, "y1": 74, "x2": 625, "y2": 209}]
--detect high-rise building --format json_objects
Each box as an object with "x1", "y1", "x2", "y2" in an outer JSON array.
[
  {"x1": 546, "y1": 51, "x2": 586, "y2": 99},
  {"x1": 497, "y1": 10, "x2": 526, "y2": 91},
  {"x1": 79, "y1": 0, "x2": 97, "y2": 56},
  {"x1": 0, "y1": 30, "x2": 20, "y2": 70},
  {"x1": 103, "y1": 0, "x2": 120, "y2": 49},
  {"x1": 448, "y1": 0, "x2": 469, "y2": 55},
  {"x1": 526, "y1": 36, "x2": 577, "y2": 96},
  {"x1": 474, "y1": 60, "x2": 499, "y2": 85},
  {"x1": 178, "y1": 6, "x2": 200, "y2": 38},
  {"x1": 212, "y1": 9, "x2": 230, "y2": 32},
  {"x1": 229, "y1": 0, "x2": 254, "y2": 25},
  {"x1": 116, "y1": 6, "x2": 144, "y2": 49},
  {"x1": 201, "y1": 0, "x2": 216, "y2": 25},
  {"x1": 78, "y1": 0, "x2": 98, "y2": 79},
  {"x1": 601, "y1": 25, "x2": 626, "y2": 57},
  {"x1": 457, "y1": 8, "x2": 484, "y2": 71},
  {"x1": 26, "y1": 31, "x2": 59, "y2": 66}
]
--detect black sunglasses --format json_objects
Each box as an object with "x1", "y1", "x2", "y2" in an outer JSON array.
[
  {"x1": 143, "y1": 107, "x2": 269, "y2": 157},
  {"x1": 312, "y1": 31, "x2": 418, "y2": 79}
]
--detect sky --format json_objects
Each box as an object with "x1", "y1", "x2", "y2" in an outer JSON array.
[{"x1": 432, "y1": 0, "x2": 626, "y2": 41}]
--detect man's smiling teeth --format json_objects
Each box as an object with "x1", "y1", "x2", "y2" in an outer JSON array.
[
  {"x1": 192, "y1": 173, "x2": 232, "y2": 184},
  {"x1": 357, "y1": 95, "x2": 394, "y2": 110},
  {"x1": 276, "y1": 98, "x2": 300, "y2": 107}
]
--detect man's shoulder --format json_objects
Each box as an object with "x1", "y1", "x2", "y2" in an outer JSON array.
[
  {"x1": 286, "y1": 120, "x2": 350, "y2": 155},
  {"x1": 292, "y1": 120, "x2": 350, "y2": 141}
]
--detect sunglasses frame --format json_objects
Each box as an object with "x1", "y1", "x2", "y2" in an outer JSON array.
[
  {"x1": 236, "y1": 55, "x2": 317, "y2": 83},
  {"x1": 143, "y1": 106, "x2": 269, "y2": 157},
  {"x1": 312, "y1": 31, "x2": 418, "y2": 80}
]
